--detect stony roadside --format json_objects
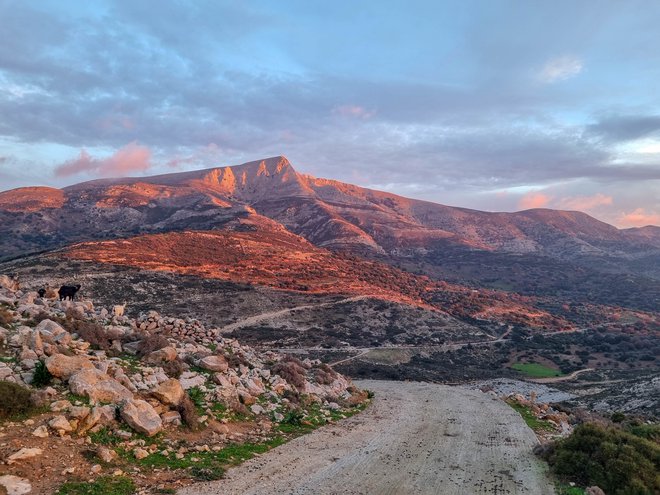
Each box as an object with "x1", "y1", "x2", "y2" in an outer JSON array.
[{"x1": 0, "y1": 275, "x2": 367, "y2": 494}]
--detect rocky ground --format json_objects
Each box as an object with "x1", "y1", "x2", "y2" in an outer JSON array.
[{"x1": 0, "y1": 275, "x2": 368, "y2": 495}]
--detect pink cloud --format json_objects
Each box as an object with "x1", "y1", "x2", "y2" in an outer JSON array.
[
  {"x1": 518, "y1": 192, "x2": 551, "y2": 209},
  {"x1": 54, "y1": 142, "x2": 151, "y2": 178},
  {"x1": 333, "y1": 105, "x2": 375, "y2": 119},
  {"x1": 618, "y1": 208, "x2": 660, "y2": 228},
  {"x1": 556, "y1": 193, "x2": 613, "y2": 211}
]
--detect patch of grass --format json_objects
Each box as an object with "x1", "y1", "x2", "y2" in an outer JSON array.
[
  {"x1": 65, "y1": 392, "x2": 91, "y2": 406},
  {"x1": 117, "y1": 436, "x2": 286, "y2": 482},
  {"x1": 555, "y1": 483, "x2": 585, "y2": 495},
  {"x1": 117, "y1": 354, "x2": 141, "y2": 374},
  {"x1": 0, "y1": 355, "x2": 16, "y2": 363},
  {"x1": 187, "y1": 386, "x2": 205, "y2": 410},
  {"x1": 511, "y1": 362, "x2": 564, "y2": 378},
  {"x1": 281, "y1": 409, "x2": 304, "y2": 426},
  {"x1": 88, "y1": 427, "x2": 122, "y2": 446},
  {"x1": 56, "y1": 476, "x2": 136, "y2": 495},
  {"x1": 506, "y1": 399, "x2": 555, "y2": 432}
]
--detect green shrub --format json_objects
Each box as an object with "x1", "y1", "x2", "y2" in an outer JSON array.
[
  {"x1": 187, "y1": 386, "x2": 205, "y2": 409},
  {"x1": 627, "y1": 423, "x2": 660, "y2": 442},
  {"x1": 32, "y1": 360, "x2": 53, "y2": 387},
  {"x1": 540, "y1": 422, "x2": 660, "y2": 494},
  {"x1": 281, "y1": 409, "x2": 304, "y2": 426},
  {"x1": 611, "y1": 411, "x2": 625, "y2": 423},
  {"x1": 0, "y1": 380, "x2": 34, "y2": 420}
]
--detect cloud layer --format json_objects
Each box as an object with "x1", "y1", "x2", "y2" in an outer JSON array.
[{"x1": 0, "y1": 1, "x2": 658, "y2": 227}]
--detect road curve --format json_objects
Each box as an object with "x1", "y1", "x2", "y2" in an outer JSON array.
[{"x1": 178, "y1": 380, "x2": 554, "y2": 495}]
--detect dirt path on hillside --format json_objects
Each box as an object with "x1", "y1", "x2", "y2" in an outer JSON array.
[
  {"x1": 217, "y1": 295, "x2": 371, "y2": 333},
  {"x1": 179, "y1": 380, "x2": 554, "y2": 495},
  {"x1": 529, "y1": 368, "x2": 595, "y2": 384}
]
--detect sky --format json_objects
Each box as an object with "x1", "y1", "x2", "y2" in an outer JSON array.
[{"x1": 0, "y1": 0, "x2": 659, "y2": 228}]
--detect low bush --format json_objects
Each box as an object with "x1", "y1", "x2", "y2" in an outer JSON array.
[
  {"x1": 187, "y1": 386, "x2": 205, "y2": 409},
  {"x1": 272, "y1": 356, "x2": 307, "y2": 391},
  {"x1": 226, "y1": 351, "x2": 250, "y2": 369},
  {"x1": 64, "y1": 313, "x2": 114, "y2": 351},
  {"x1": 314, "y1": 363, "x2": 338, "y2": 385},
  {"x1": 32, "y1": 360, "x2": 53, "y2": 387},
  {"x1": 0, "y1": 380, "x2": 34, "y2": 419},
  {"x1": 539, "y1": 422, "x2": 660, "y2": 494},
  {"x1": 281, "y1": 409, "x2": 304, "y2": 426},
  {"x1": 177, "y1": 394, "x2": 199, "y2": 428},
  {"x1": 162, "y1": 358, "x2": 185, "y2": 378}
]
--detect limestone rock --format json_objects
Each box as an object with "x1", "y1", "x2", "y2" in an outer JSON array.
[
  {"x1": 69, "y1": 368, "x2": 133, "y2": 404},
  {"x1": 7, "y1": 447, "x2": 43, "y2": 464},
  {"x1": 77, "y1": 406, "x2": 102, "y2": 434},
  {"x1": 179, "y1": 371, "x2": 206, "y2": 390},
  {"x1": 96, "y1": 446, "x2": 117, "y2": 463},
  {"x1": 45, "y1": 354, "x2": 95, "y2": 380},
  {"x1": 0, "y1": 475, "x2": 32, "y2": 495},
  {"x1": 199, "y1": 355, "x2": 228, "y2": 372},
  {"x1": 145, "y1": 346, "x2": 177, "y2": 363},
  {"x1": 161, "y1": 410, "x2": 182, "y2": 426},
  {"x1": 35, "y1": 319, "x2": 67, "y2": 340},
  {"x1": 31, "y1": 425, "x2": 49, "y2": 438},
  {"x1": 152, "y1": 378, "x2": 184, "y2": 406},
  {"x1": 50, "y1": 400, "x2": 73, "y2": 412},
  {"x1": 68, "y1": 406, "x2": 90, "y2": 420},
  {"x1": 120, "y1": 399, "x2": 163, "y2": 437},
  {"x1": 133, "y1": 447, "x2": 149, "y2": 460},
  {"x1": 49, "y1": 415, "x2": 73, "y2": 433}
]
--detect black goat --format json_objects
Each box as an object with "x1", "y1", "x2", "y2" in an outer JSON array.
[{"x1": 58, "y1": 284, "x2": 81, "y2": 301}]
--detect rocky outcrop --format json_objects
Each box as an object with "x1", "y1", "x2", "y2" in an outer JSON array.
[
  {"x1": 45, "y1": 353, "x2": 95, "y2": 379},
  {"x1": 120, "y1": 399, "x2": 163, "y2": 437},
  {"x1": 68, "y1": 369, "x2": 134, "y2": 404},
  {"x1": 152, "y1": 379, "x2": 184, "y2": 406},
  {"x1": 199, "y1": 355, "x2": 229, "y2": 372}
]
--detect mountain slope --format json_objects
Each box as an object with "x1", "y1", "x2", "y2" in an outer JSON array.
[{"x1": 2, "y1": 155, "x2": 657, "y2": 262}]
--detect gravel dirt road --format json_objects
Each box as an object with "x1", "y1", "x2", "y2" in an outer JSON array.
[{"x1": 179, "y1": 380, "x2": 554, "y2": 495}]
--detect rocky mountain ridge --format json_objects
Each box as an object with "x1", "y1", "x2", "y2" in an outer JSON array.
[{"x1": 2, "y1": 156, "x2": 658, "y2": 266}]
